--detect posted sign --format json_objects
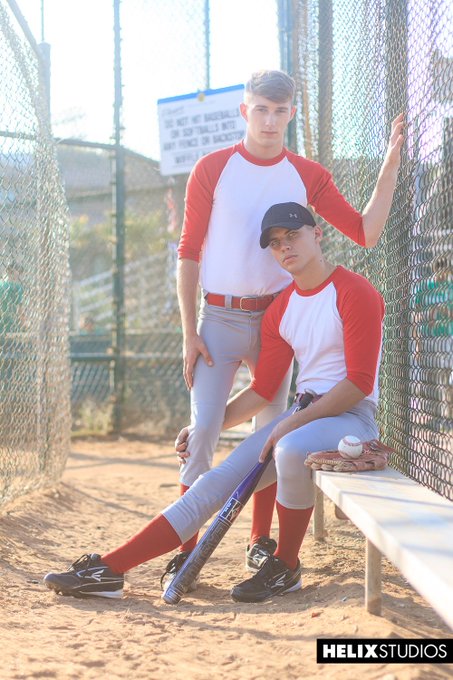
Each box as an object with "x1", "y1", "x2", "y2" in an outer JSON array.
[{"x1": 157, "y1": 84, "x2": 245, "y2": 176}]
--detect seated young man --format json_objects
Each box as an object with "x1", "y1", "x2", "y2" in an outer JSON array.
[{"x1": 44, "y1": 202, "x2": 384, "y2": 603}]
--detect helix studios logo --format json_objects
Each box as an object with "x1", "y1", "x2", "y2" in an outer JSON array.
[{"x1": 317, "y1": 638, "x2": 453, "y2": 664}]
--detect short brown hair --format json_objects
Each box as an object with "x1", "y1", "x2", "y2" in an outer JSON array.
[{"x1": 245, "y1": 70, "x2": 296, "y2": 103}]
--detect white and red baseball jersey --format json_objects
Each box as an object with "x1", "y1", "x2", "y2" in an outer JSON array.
[
  {"x1": 251, "y1": 267, "x2": 384, "y2": 406},
  {"x1": 178, "y1": 142, "x2": 365, "y2": 297}
]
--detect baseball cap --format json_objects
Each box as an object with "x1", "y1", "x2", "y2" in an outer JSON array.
[{"x1": 260, "y1": 202, "x2": 316, "y2": 248}]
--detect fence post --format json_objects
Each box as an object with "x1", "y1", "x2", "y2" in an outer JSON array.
[
  {"x1": 381, "y1": 0, "x2": 411, "y2": 456},
  {"x1": 112, "y1": 0, "x2": 126, "y2": 433},
  {"x1": 204, "y1": 0, "x2": 210, "y2": 90},
  {"x1": 277, "y1": 0, "x2": 297, "y2": 151},
  {"x1": 317, "y1": 0, "x2": 333, "y2": 168},
  {"x1": 38, "y1": 41, "x2": 51, "y2": 117}
]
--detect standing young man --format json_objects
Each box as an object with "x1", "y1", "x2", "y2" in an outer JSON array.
[
  {"x1": 43, "y1": 203, "x2": 385, "y2": 603},
  {"x1": 172, "y1": 69, "x2": 403, "y2": 579}
]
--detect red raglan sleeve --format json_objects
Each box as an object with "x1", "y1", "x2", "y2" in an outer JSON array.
[
  {"x1": 177, "y1": 148, "x2": 234, "y2": 262},
  {"x1": 336, "y1": 270, "x2": 384, "y2": 394},
  {"x1": 251, "y1": 288, "x2": 295, "y2": 401},
  {"x1": 289, "y1": 154, "x2": 366, "y2": 247}
]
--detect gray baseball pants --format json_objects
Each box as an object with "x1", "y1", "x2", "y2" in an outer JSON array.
[
  {"x1": 164, "y1": 399, "x2": 378, "y2": 542},
  {"x1": 179, "y1": 300, "x2": 293, "y2": 486}
]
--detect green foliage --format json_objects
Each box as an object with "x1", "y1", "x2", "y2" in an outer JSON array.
[
  {"x1": 72, "y1": 398, "x2": 113, "y2": 436},
  {"x1": 125, "y1": 209, "x2": 167, "y2": 259},
  {"x1": 70, "y1": 209, "x2": 168, "y2": 280},
  {"x1": 70, "y1": 214, "x2": 112, "y2": 280}
]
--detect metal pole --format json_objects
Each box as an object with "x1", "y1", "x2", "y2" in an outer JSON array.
[
  {"x1": 318, "y1": 0, "x2": 333, "y2": 167},
  {"x1": 277, "y1": 0, "x2": 291, "y2": 72},
  {"x1": 112, "y1": 0, "x2": 126, "y2": 433},
  {"x1": 382, "y1": 0, "x2": 410, "y2": 453},
  {"x1": 277, "y1": 0, "x2": 296, "y2": 151},
  {"x1": 38, "y1": 0, "x2": 50, "y2": 115},
  {"x1": 38, "y1": 42, "x2": 51, "y2": 118},
  {"x1": 299, "y1": 1, "x2": 313, "y2": 158},
  {"x1": 204, "y1": 0, "x2": 210, "y2": 89},
  {"x1": 6, "y1": 0, "x2": 44, "y2": 62},
  {"x1": 40, "y1": 0, "x2": 45, "y2": 41}
]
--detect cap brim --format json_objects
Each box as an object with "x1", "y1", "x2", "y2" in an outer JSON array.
[{"x1": 260, "y1": 222, "x2": 306, "y2": 248}]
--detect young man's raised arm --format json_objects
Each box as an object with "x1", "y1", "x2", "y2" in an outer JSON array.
[
  {"x1": 361, "y1": 113, "x2": 405, "y2": 247},
  {"x1": 304, "y1": 113, "x2": 404, "y2": 248}
]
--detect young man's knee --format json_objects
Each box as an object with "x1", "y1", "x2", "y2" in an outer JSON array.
[
  {"x1": 275, "y1": 440, "x2": 315, "y2": 508},
  {"x1": 274, "y1": 436, "x2": 309, "y2": 476},
  {"x1": 189, "y1": 414, "x2": 224, "y2": 444}
]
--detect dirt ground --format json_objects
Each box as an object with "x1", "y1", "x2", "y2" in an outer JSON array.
[{"x1": 0, "y1": 435, "x2": 451, "y2": 680}]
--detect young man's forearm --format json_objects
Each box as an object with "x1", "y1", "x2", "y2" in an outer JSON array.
[
  {"x1": 361, "y1": 113, "x2": 404, "y2": 247},
  {"x1": 177, "y1": 258, "x2": 199, "y2": 339},
  {"x1": 224, "y1": 378, "x2": 366, "y2": 433},
  {"x1": 258, "y1": 379, "x2": 369, "y2": 462},
  {"x1": 223, "y1": 386, "x2": 269, "y2": 430},
  {"x1": 281, "y1": 379, "x2": 367, "y2": 431},
  {"x1": 361, "y1": 164, "x2": 400, "y2": 247}
]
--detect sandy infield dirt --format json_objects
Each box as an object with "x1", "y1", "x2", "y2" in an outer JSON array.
[{"x1": 0, "y1": 435, "x2": 451, "y2": 680}]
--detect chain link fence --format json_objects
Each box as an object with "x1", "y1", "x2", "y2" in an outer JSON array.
[
  {"x1": 0, "y1": 1, "x2": 71, "y2": 504},
  {"x1": 67, "y1": 0, "x2": 280, "y2": 436},
  {"x1": 292, "y1": 0, "x2": 452, "y2": 498},
  {"x1": 64, "y1": 140, "x2": 188, "y2": 435},
  {"x1": 5, "y1": 0, "x2": 449, "y2": 502}
]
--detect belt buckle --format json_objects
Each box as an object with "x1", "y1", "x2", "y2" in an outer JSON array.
[{"x1": 239, "y1": 296, "x2": 254, "y2": 311}]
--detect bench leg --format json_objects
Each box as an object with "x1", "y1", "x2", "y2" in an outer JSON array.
[
  {"x1": 313, "y1": 486, "x2": 325, "y2": 541},
  {"x1": 334, "y1": 505, "x2": 349, "y2": 520},
  {"x1": 365, "y1": 539, "x2": 382, "y2": 615}
]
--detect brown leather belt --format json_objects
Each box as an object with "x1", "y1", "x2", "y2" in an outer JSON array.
[{"x1": 205, "y1": 292, "x2": 279, "y2": 312}]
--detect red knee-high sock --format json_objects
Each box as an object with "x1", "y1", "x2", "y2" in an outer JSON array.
[
  {"x1": 179, "y1": 483, "x2": 198, "y2": 552},
  {"x1": 274, "y1": 501, "x2": 314, "y2": 570},
  {"x1": 101, "y1": 514, "x2": 182, "y2": 574},
  {"x1": 249, "y1": 482, "x2": 277, "y2": 546}
]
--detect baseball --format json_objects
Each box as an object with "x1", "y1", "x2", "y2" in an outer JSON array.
[{"x1": 338, "y1": 435, "x2": 363, "y2": 458}]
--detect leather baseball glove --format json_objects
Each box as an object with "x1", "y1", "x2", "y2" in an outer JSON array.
[{"x1": 304, "y1": 439, "x2": 394, "y2": 473}]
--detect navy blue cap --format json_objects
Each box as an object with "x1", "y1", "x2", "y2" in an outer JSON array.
[{"x1": 260, "y1": 202, "x2": 316, "y2": 248}]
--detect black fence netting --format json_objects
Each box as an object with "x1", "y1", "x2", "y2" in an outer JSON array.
[
  {"x1": 0, "y1": 1, "x2": 71, "y2": 505},
  {"x1": 292, "y1": 0, "x2": 452, "y2": 498}
]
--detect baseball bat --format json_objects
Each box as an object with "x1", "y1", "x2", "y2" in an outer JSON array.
[
  {"x1": 162, "y1": 390, "x2": 316, "y2": 605},
  {"x1": 162, "y1": 450, "x2": 273, "y2": 604}
]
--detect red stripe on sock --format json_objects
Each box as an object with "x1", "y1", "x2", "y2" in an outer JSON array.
[
  {"x1": 250, "y1": 482, "x2": 276, "y2": 546},
  {"x1": 274, "y1": 502, "x2": 313, "y2": 570},
  {"x1": 102, "y1": 514, "x2": 181, "y2": 574}
]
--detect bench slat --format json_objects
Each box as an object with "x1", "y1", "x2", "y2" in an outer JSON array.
[{"x1": 313, "y1": 467, "x2": 453, "y2": 630}]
